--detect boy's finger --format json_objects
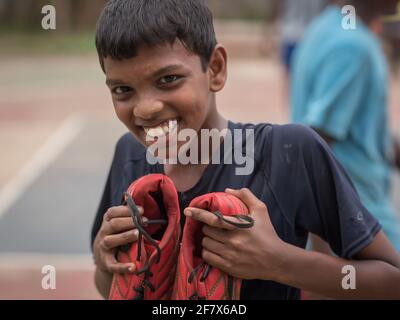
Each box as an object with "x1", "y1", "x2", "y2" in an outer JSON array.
[
  {"x1": 107, "y1": 217, "x2": 135, "y2": 233},
  {"x1": 105, "y1": 253, "x2": 136, "y2": 274},
  {"x1": 108, "y1": 262, "x2": 136, "y2": 274},
  {"x1": 184, "y1": 208, "x2": 236, "y2": 230},
  {"x1": 104, "y1": 205, "x2": 144, "y2": 221},
  {"x1": 102, "y1": 229, "x2": 139, "y2": 250},
  {"x1": 225, "y1": 188, "x2": 267, "y2": 212},
  {"x1": 202, "y1": 236, "x2": 226, "y2": 256},
  {"x1": 202, "y1": 225, "x2": 229, "y2": 243},
  {"x1": 201, "y1": 248, "x2": 228, "y2": 271},
  {"x1": 107, "y1": 217, "x2": 148, "y2": 234}
]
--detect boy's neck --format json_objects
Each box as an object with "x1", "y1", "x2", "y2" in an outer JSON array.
[
  {"x1": 163, "y1": 109, "x2": 228, "y2": 192},
  {"x1": 201, "y1": 94, "x2": 228, "y2": 132}
]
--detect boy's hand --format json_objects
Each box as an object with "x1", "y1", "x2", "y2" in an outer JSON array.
[
  {"x1": 184, "y1": 188, "x2": 286, "y2": 281},
  {"x1": 93, "y1": 205, "x2": 145, "y2": 274}
]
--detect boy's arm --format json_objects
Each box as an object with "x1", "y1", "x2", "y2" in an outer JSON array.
[
  {"x1": 277, "y1": 230, "x2": 400, "y2": 299},
  {"x1": 186, "y1": 188, "x2": 400, "y2": 299}
]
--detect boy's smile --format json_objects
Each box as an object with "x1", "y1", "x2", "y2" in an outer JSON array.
[
  {"x1": 103, "y1": 40, "x2": 227, "y2": 157},
  {"x1": 143, "y1": 119, "x2": 178, "y2": 140}
]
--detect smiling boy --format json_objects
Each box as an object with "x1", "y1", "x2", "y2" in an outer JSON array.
[{"x1": 91, "y1": 0, "x2": 400, "y2": 300}]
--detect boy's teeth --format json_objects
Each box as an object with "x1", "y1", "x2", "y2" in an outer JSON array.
[
  {"x1": 144, "y1": 120, "x2": 178, "y2": 138},
  {"x1": 145, "y1": 127, "x2": 165, "y2": 138},
  {"x1": 169, "y1": 120, "x2": 178, "y2": 130}
]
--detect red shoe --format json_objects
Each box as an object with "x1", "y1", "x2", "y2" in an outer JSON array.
[
  {"x1": 109, "y1": 174, "x2": 181, "y2": 300},
  {"x1": 172, "y1": 192, "x2": 253, "y2": 300}
]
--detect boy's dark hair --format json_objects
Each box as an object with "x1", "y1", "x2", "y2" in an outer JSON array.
[{"x1": 95, "y1": 0, "x2": 217, "y2": 72}]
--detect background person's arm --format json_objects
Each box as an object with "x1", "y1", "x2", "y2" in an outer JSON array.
[{"x1": 294, "y1": 44, "x2": 371, "y2": 145}]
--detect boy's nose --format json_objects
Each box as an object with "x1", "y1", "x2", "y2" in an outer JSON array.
[{"x1": 133, "y1": 98, "x2": 164, "y2": 120}]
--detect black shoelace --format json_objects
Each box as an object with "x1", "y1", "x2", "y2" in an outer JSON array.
[
  {"x1": 211, "y1": 210, "x2": 255, "y2": 229},
  {"x1": 123, "y1": 192, "x2": 167, "y2": 300},
  {"x1": 188, "y1": 210, "x2": 254, "y2": 300}
]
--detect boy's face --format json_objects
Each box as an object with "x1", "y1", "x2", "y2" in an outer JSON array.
[{"x1": 104, "y1": 40, "x2": 223, "y2": 156}]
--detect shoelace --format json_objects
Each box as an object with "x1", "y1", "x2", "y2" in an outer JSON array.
[
  {"x1": 212, "y1": 210, "x2": 254, "y2": 229},
  {"x1": 123, "y1": 192, "x2": 168, "y2": 299},
  {"x1": 187, "y1": 210, "x2": 254, "y2": 300},
  {"x1": 133, "y1": 274, "x2": 155, "y2": 300}
]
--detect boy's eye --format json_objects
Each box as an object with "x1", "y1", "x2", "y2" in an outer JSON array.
[
  {"x1": 112, "y1": 86, "x2": 132, "y2": 95},
  {"x1": 158, "y1": 75, "x2": 182, "y2": 86}
]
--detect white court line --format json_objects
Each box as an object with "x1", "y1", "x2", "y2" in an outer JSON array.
[{"x1": 0, "y1": 115, "x2": 85, "y2": 219}]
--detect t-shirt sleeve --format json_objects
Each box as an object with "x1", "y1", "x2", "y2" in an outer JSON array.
[
  {"x1": 90, "y1": 133, "x2": 139, "y2": 249},
  {"x1": 90, "y1": 167, "x2": 112, "y2": 250},
  {"x1": 300, "y1": 45, "x2": 371, "y2": 141},
  {"x1": 267, "y1": 124, "x2": 381, "y2": 258}
]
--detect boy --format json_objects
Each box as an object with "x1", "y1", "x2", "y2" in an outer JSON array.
[
  {"x1": 291, "y1": 0, "x2": 400, "y2": 252},
  {"x1": 91, "y1": 0, "x2": 400, "y2": 299}
]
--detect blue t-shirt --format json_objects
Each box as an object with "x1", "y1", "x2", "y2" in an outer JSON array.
[
  {"x1": 91, "y1": 122, "x2": 381, "y2": 300},
  {"x1": 291, "y1": 6, "x2": 400, "y2": 250}
]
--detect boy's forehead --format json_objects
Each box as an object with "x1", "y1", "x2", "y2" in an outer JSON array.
[{"x1": 103, "y1": 40, "x2": 200, "y2": 77}]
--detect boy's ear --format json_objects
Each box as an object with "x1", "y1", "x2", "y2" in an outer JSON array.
[{"x1": 208, "y1": 44, "x2": 228, "y2": 93}]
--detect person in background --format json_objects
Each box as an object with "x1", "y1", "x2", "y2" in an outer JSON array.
[
  {"x1": 291, "y1": 0, "x2": 400, "y2": 255},
  {"x1": 276, "y1": 0, "x2": 329, "y2": 110},
  {"x1": 279, "y1": 0, "x2": 329, "y2": 75}
]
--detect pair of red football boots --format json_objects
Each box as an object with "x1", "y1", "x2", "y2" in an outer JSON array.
[{"x1": 108, "y1": 174, "x2": 254, "y2": 300}]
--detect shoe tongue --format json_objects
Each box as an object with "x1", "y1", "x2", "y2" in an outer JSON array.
[
  {"x1": 126, "y1": 175, "x2": 168, "y2": 237},
  {"x1": 147, "y1": 190, "x2": 167, "y2": 239},
  {"x1": 186, "y1": 195, "x2": 217, "y2": 261}
]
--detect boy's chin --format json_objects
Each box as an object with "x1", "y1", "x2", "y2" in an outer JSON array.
[
  {"x1": 145, "y1": 141, "x2": 200, "y2": 165},
  {"x1": 145, "y1": 141, "x2": 179, "y2": 161}
]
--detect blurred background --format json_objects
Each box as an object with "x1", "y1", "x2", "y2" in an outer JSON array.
[{"x1": 0, "y1": 0, "x2": 399, "y2": 299}]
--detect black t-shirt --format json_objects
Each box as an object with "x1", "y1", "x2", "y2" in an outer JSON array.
[{"x1": 91, "y1": 121, "x2": 381, "y2": 300}]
